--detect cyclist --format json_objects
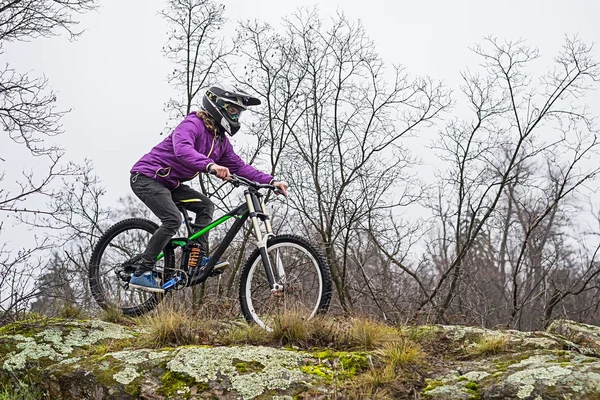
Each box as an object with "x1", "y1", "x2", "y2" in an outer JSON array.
[{"x1": 128, "y1": 83, "x2": 288, "y2": 292}]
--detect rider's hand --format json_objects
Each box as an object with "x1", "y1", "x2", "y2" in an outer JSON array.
[
  {"x1": 209, "y1": 164, "x2": 231, "y2": 180},
  {"x1": 273, "y1": 180, "x2": 289, "y2": 196}
]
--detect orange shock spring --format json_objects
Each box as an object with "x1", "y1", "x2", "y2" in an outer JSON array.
[{"x1": 188, "y1": 246, "x2": 200, "y2": 269}]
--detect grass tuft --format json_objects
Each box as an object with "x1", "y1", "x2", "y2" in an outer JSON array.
[
  {"x1": 467, "y1": 335, "x2": 509, "y2": 357},
  {"x1": 270, "y1": 311, "x2": 310, "y2": 345},
  {"x1": 349, "y1": 366, "x2": 396, "y2": 399},
  {"x1": 346, "y1": 333, "x2": 428, "y2": 398},
  {"x1": 57, "y1": 303, "x2": 88, "y2": 320},
  {"x1": 98, "y1": 305, "x2": 131, "y2": 325},
  {"x1": 377, "y1": 339, "x2": 427, "y2": 371},
  {"x1": 0, "y1": 378, "x2": 43, "y2": 400},
  {"x1": 220, "y1": 321, "x2": 270, "y2": 346},
  {"x1": 305, "y1": 315, "x2": 348, "y2": 348},
  {"x1": 135, "y1": 303, "x2": 209, "y2": 348},
  {"x1": 346, "y1": 317, "x2": 398, "y2": 350},
  {"x1": 87, "y1": 337, "x2": 135, "y2": 356}
]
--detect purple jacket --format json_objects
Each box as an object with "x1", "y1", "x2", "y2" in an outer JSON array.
[{"x1": 131, "y1": 112, "x2": 273, "y2": 189}]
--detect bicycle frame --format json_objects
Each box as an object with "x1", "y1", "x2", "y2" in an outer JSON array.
[{"x1": 159, "y1": 185, "x2": 279, "y2": 291}]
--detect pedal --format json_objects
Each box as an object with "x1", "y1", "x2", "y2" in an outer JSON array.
[{"x1": 209, "y1": 261, "x2": 230, "y2": 277}]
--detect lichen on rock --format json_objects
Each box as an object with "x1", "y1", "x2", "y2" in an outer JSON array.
[
  {"x1": 547, "y1": 319, "x2": 600, "y2": 357},
  {"x1": 1, "y1": 320, "x2": 135, "y2": 373},
  {"x1": 113, "y1": 366, "x2": 141, "y2": 385},
  {"x1": 423, "y1": 349, "x2": 600, "y2": 400},
  {"x1": 108, "y1": 348, "x2": 169, "y2": 365},
  {"x1": 507, "y1": 364, "x2": 572, "y2": 399},
  {"x1": 3, "y1": 336, "x2": 62, "y2": 372},
  {"x1": 166, "y1": 345, "x2": 311, "y2": 399}
]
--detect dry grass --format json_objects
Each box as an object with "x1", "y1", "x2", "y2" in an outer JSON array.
[
  {"x1": 135, "y1": 302, "x2": 218, "y2": 348},
  {"x1": 217, "y1": 313, "x2": 404, "y2": 350},
  {"x1": 269, "y1": 311, "x2": 310, "y2": 345},
  {"x1": 348, "y1": 382, "x2": 395, "y2": 400},
  {"x1": 57, "y1": 304, "x2": 88, "y2": 320},
  {"x1": 350, "y1": 368, "x2": 397, "y2": 399},
  {"x1": 347, "y1": 339, "x2": 428, "y2": 398},
  {"x1": 98, "y1": 305, "x2": 132, "y2": 325},
  {"x1": 219, "y1": 321, "x2": 270, "y2": 346},
  {"x1": 219, "y1": 314, "x2": 384, "y2": 349},
  {"x1": 303, "y1": 315, "x2": 348, "y2": 348},
  {"x1": 377, "y1": 339, "x2": 427, "y2": 371},
  {"x1": 346, "y1": 317, "x2": 399, "y2": 350},
  {"x1": 467, "y1": 334, "x2": 509, "y2": 357},
  {"x1": 87, "y1": 337, "x2": 135, "y2": 356},
  {"x1": 210, "y1": 313, "x2": 406, "y2": 351}
]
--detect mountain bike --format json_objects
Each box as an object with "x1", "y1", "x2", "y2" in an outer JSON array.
[{"x1": 88, "y1": 174, "x2": 332, "y2": 330}]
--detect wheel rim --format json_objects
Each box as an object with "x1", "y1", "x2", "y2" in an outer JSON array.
[
  {"x1": 245, "y1": 242, "x2": 323, "y2": 330},
  {"x1": 93, "y1": 226, "x2": 164, "y2": 312}
]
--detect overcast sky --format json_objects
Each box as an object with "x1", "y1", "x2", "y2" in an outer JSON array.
[{"x1": 5, "y1": 0, "x2": 600, "y2": 215}]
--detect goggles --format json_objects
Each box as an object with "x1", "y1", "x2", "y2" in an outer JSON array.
[{"x1": 216, "y1": 98, "x2": 244, "y2": 121}]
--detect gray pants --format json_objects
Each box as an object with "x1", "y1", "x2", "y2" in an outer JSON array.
[{"x1": 130, "y1": 173, "x2": 214, "y2": 270}]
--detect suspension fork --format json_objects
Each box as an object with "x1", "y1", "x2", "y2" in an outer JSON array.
[{"x1": 245, "y1": 190, "x2": 281, "y2": 291}]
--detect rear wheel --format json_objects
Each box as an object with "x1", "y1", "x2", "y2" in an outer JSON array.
[
  {"x1": 239, "y1": 235, "x2": 332, "y2": 330},
  {"x1": 88, "y1": 218, "x2": 175, "y2": 316}
]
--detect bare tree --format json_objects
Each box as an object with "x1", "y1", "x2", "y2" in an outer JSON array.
[
  {"x1": 235, "y1": 9, "x2": 450, "y2": 313},
  {"x1": 161, "y1": 0, "x2": 230, "y2": 123},
  {"x1": 1, "y1": 0, "x2": 97, "y2": 154},
  {"x1": 0, "y1": 0, "x2": 98, "y2": 322},
  {"x1": 29, "y1": 252, "x2": 78, "y2": 316},
  {"x1": 423, "y1": 37, "x2": 600, "y2": 327},
  {"x1": 0, "y1": 234, "x2": 55, "y2": 323}
]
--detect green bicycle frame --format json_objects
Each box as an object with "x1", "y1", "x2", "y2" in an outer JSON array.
[
  {"x1": 155, "y1": 185, "x2": 278, "y2": 288},
  {"x1": 155, "y1": 213, "x2": 234, "y2": 260}
]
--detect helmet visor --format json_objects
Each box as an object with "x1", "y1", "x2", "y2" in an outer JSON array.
[{"x1": 216, "y1": 98, "x2": 244, "y2": 121}]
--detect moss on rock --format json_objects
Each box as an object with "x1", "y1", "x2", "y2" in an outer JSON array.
[
  {"x1": 166, "y1": 346, "x2": 312, "y2": 399},
  {"x1": 233, "y1": 359, "x2": 265, "y2": 374},
  {"x1": 312, "y1": 349, "x2": 370, "y2": 379},
  {"x1": 159, "y1": 370, "x2": 203, "y2": 398}
]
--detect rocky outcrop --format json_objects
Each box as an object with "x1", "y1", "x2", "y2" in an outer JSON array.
[
  {"x1": 2, "y1": 318, "x2": 600, "y2": 399},
  {"x1": 0, "y1": 319, "x2": 347, "y2": 399},
  {"x1": 420, "y1": 322, "x2": 600, "y2": 399}
]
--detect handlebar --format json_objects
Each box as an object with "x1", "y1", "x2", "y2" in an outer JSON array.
[{"x1": 208, "y1": 169, "x2": 283, "y2": 195}]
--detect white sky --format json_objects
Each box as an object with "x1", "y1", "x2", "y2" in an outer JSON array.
[{"x1": 5, "y1": 0, "x2": 600, "y2": 222}]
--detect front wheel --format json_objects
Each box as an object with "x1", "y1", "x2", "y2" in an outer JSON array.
[{"x1": 239, "y1": 235, "x2": 332, "y2": 330}]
